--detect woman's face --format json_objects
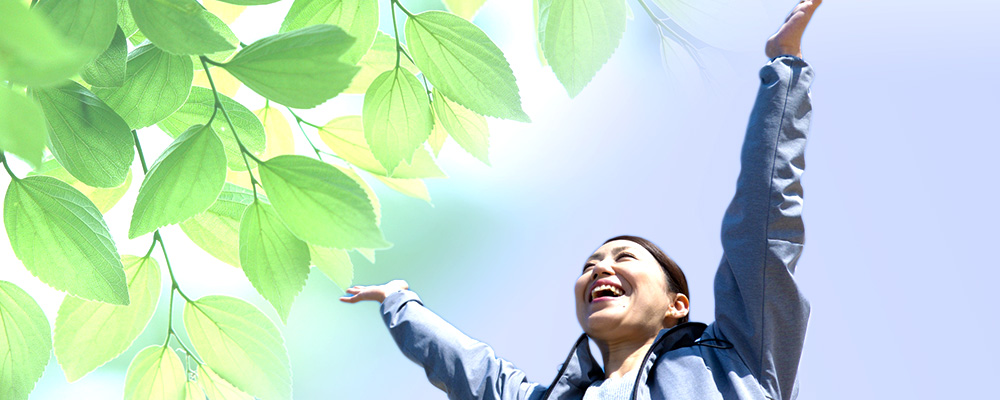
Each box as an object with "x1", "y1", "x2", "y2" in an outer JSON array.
[{"x1": 574, "y1": 240, "x2": 681, "y2": 342}]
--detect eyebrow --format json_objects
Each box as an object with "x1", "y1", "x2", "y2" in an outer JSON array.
[{"x1": 585, "y1": 245, "x2": 632, "y2": 263}]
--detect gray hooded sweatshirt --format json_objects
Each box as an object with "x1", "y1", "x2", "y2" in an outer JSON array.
[{"x1": 380, "y1": 55, "x2": 814, "y2": 400}]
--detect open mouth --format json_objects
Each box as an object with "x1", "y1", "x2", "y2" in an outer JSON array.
[{"x1": 590, "y1": 284, "x2": 625, "y2": 303}]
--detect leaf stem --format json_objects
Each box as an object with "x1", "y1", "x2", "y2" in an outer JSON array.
[
  {"x1": 131, "y1": 130, "x2": 149, "y2": 173},
  {"x1": 390, "y1": 0, "x2": 402, "y2": 68},
  {"x1": 133, "y1": 133, "x2": 200, "y2": 364},
  {"x1": 0, "y1": 152, "x2": 17, "y2": 180},
  {"x1": 635, "y1": 0, "x2": 701, "y2": 56},
  {"x1": 284, "y1": 107, "x2": 324, "y2": 159},
  {"x1": 200, "y1": 56, "x2": 262, "y2": 200},
  {"x1": 392, "y1": 0, "x2": 415, "y2": 17}
]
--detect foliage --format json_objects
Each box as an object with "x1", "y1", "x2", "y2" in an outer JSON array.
[{"x1": 0, "y1": 0, "x2": 730, "y2": 397}]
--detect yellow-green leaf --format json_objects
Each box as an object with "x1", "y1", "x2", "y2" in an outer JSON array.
[
  {"x1": 184, "y1": 295, "x2": 291, "y2": 400},
  {"x1": 4, "y1": 176, "x2": 129, "y2": 304},
  {"x1": 93, "y1": 43, "x2": 193, "y2": 129},
  {"x1": 123, "y1": 345, "x2": 185, "y2": 400},
  {"x1": 31, "y1": 159, "x2": 133, "y2": 213},
  {"x1": 54, "y1": 256, "x2": 161, "y2": 382},
  {"x1": 344, "y1": 31, "x2": 419, "y2": 94},
  {"x1": 0, "y1": 0, "x2": 90, "y2": 86},
  {"x1": 320, "y1": 115, "x2": 444, "y2": 179},
  {"x1": 180, "y1": 183, "x2": 255, "y2": 268},
  {"x1": 223, "y1": 25, "x2": 359, "y2": 109},
  {"x1": 432, "y1": 89, "x2": 490, "y2": 165},
  {"x1": 541, "y1": 0, "x2": 627, "y2": 97},
  {"x1": 362, "y1": 67, "x2": 432, "y2": 174},
  {"x1": 280, "y1": 0, "x2": 379, "y2": 64},
  {"x1": 443, "y1": 0, "x2": 487, "y2": 20},
  {"x1": 405, "y1": 11, "x2": 528, "y2": 121},
  {"x1": 0, "y1": 281, "x2": 51, "y2": 400},
  {"x1": 258, "y1": 155, "x2": 389, "y2": 249},
  {"x1": 129, "y1": 124, "x2": 227, "y2": 238},
  {"x1": 0, "y1": 88, "x2": 48, "y2": 168},
  {"x1": 239, "y1": 199, "x2": 311, "y2": 322},
  {"x1": 128, "y1": 0, "x2": 235, "y2": 55}
]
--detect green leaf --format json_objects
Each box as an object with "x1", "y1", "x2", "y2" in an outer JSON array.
[
  {"x1": 345, "y1": 31, "x2": 419, "y2": 94},
  {"x1": 0, "y1": 88, "x2": 48, "y2": 168},
  {"x1": 127, "y1": 0, "x2": 235, "y2": 55},
  {"x1": 534, "y1": 0, "x2": 550, "y2": 66},
  {"x1": 31, "y1": 159, "x2": 133, "y2": 213},
  {"x1": 129, "y1": 124, "x2": 227, "y2": 238},
  {"x1": 0, "y1": 0, "x2": 90, "y2": 86},
  {"x1": 542, "y1": 0, "x2": 627, "y2": 97},
  {"x1": 184, "y1": 295, "x2": 291, "y2": 400},
  {"x1": 192, "y1": 11, "x2": 242, "y2": 70},
  {"x1": 124, "y1": 345, "x2": 185, "y2": 400},
  {"x1": 94, "y1": 43, "x2": 194, "y2": 129},
  {"x1": 118, "y1": 0, "x2": 140, "y2": 37},
  {"x1": 258, "y1": 155, "x2": 389, "y2": 249},
  {"x1": 280, "y1": 0, "x2": 379, "y2": 64},
  {"x1": 309, "y1": 245, "x2": 352, "y2": 290},
  {"x1": 362, "y1": 67, "x2": 432, "y2": 174},
  {"x1": 180, "y1": 183, "x2": 255, "y2": 268},
  {"x1": 320, "y1": 115, "x2": 444, "y2": 179},
  {"x1": 4, "y1": 176, "x2": 129, "y2": 304},
  {"x1": 0, "y1": 281, "x2": 51, "y2": 400},
  {"x1": 404, "y1": 11, "x2": 528, "y2": 122},
  {"x1": 432, "y1": 89, "x2": 490, "y2": 165},
  {"x1": 81, "y1": 26, "x2": 128, "y2": 88},
  {"x1": 443, "y1": 0, "x2": 487, "y2": 20},
  {"x1": 239, "y1": 199, "x2": 310, "y2": 322},
  {"x1": 32, "y1": 80, "x2": 134, "y2": 188},
  {"x1": 196, "y1": 364, "x2": 253, "y2": 400},
  {"x1": 54, "y1": 256, "x2": 161, "y2": 382},
  {"x1": 212, "y1": 0, "x2": 280, "y2": 5},
  {"x1": 223, "y1": 25, "x2": 359, "y2": 109},
  {"x1": 157, "y1": 87, "x2": 265, "y2": 171},
  {"x1": 35, "y1": 0, "x2": 118, "y2": 60}
]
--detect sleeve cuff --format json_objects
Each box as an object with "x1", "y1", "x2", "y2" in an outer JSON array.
[
  {"x1": 768, "y1": 54, "x2": 808, "y2": 65},
  {"x1": 380, "y1": 289, "x2": 423, "y2": 316}
]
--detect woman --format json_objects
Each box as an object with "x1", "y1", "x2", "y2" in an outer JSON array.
[{"x1": 341, "y1": 1, "x2": 822, "y2": 399}]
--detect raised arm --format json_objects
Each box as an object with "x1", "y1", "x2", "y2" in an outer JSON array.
[
  {"x1": 711, "y1": 2, "x2": 820, "y2": 400},
  {"x1": 341, "y1": 282, "x2": 544, "y2": 400}
]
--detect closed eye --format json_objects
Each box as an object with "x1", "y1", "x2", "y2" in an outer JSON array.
[{"x1": 616, "y1": 252, "x2": 636, "y2": 261}]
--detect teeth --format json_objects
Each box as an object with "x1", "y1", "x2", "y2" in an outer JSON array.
[{"x1": 590, "y1": 284, "x2": 624, "y2": 300}]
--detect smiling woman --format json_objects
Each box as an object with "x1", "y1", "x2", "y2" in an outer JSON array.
[{"x1": 341, "y1": 1, "x2": 822, "y2": 399}]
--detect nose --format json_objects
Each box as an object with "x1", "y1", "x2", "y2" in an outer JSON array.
[{"x1": 590, "y1": 262, "x2": 614, "y2": 280}]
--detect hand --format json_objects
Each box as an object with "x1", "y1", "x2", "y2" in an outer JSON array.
[
  {"x1": 765, "y1": 0, "x2": 822, "y2": 60},
  {"x1": 339, "y1": 280, "x2": 410, "y2": 304}
]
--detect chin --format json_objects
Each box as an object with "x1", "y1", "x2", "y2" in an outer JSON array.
[{"x1": 581, "y1": 309, "x2": 626, "y2": 338}]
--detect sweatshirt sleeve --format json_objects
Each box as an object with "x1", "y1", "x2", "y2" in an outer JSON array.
[
  {"x1": 380, "y1": 289, "x2": 545, "y2": 400},
  {"x1": 711, "y1": 55, "x2": 814, "y2": 400}
]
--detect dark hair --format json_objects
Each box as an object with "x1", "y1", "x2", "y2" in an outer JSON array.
[{"x1": 603, "y1": 235, "x2": 690, "y2": 325}]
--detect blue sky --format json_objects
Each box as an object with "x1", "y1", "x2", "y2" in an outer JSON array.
[{"x1": 3, "y1": 0, "x2": 998, "y2": 398}]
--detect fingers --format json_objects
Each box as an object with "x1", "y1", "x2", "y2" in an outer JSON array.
[{"x1": 339, "y1": 285, "x2": 374, "y2": 303}]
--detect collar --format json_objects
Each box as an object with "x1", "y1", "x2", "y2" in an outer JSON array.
[{"x1": 540, "y1": 322, "x2": 708, "y2": 400}]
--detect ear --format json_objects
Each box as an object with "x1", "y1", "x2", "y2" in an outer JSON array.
[
  {"x1": 670, "y1": 293, "x2": 689, "y2": 319},
  {"x1": 662, "y1": 293, "x2": 690, "y2": 327}
]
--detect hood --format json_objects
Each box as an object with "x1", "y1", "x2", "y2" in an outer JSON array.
[{"x1": 540, "y1": 322, "x2": 708, "y2": 400}]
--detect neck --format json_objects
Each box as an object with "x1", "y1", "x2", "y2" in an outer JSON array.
[{"x1": 597, "y1": 335, "x2": 657, "y2": 380}]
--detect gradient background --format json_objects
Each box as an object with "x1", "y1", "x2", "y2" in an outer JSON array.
[{"x1": 2, "y1": 0, "x2": 999, "y2": 399}]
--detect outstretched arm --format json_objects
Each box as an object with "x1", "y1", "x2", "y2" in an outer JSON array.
[
  {"x1": 712, "y1": 2, "x2": 821, "y2": 400},
  {"x1": 341, "y1": 281, "x2": 544, "y2": 400}
]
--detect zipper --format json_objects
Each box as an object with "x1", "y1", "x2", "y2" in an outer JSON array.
[
  {"x1": 628, "y1": 330, "x2": 670, "y2": 400},
  {"x1": 539, "y1": 334, "x2": 589, "y2": 400}
]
